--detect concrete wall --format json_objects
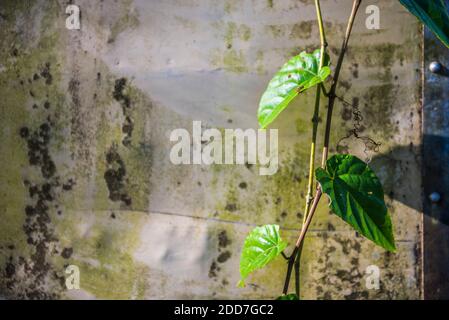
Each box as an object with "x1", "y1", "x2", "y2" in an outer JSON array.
[{"x1": 0, "y1": 0, "x2": 423, "y2": 299}]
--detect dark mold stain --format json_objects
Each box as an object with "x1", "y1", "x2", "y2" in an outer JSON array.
[
  {"x1": 11, "y1": 120, "x2": 70, "y2": 298},
  {"x1": 208, "y1": 261, "x2": 220, "y2": 278},
  {"x1": 350, "y1": 63, "x2": 359, "y2": 79},
  {"x1": 290, "y1": 21, "x2": 313, "y2": 39},
  {"x1": 5, "y1": 261, "x2": 15, "y2": 278},
  {"x1": 62, "y1": 178, "x2": 75, "y2": 191},
  {"x1": 104, "y1": 144, "x2": 132, "y2": 206},
  {"x1": 218, "y1": 230, "x2": 231, "y2": 248},
  {"x1": 19, "y1": 127, "x2": 29, "y2": 138},
  {"x1": 68, "y1": 78, "x2": 80, "y2": 108},
  {"x1": 244, "y1": 162, "x2": 253, "y2": 170},
  {"x1": 217, "y1": 251, "x2": 231, "y2": 263},
  {"x1": 61, "y1": 248, "x2": 73, "y2": 259},
  {"x1": 315, "y1": 234, "x2": 366, "y2": 300},
  {"x1": 113, "y1": 78, "x2": 134, "y2": 147},
  {"x1": 20, "y1": 123, "x2": 56, "y2": 179},
  {"x1": 113, "y1": 78, "x2": 130, "y2": 108},
  {"x1": 40, "y1": 62, "x2": 53, "y2": 85}
]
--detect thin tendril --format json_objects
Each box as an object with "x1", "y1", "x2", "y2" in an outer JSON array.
[{"x1": 335, "y1": 95, "x2": 381, "y2": 163}]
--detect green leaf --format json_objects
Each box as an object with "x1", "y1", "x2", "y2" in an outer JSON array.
[
  {"x1": 258, "y1": 49, "x2": 331, "y2": 128},
  {"x1": 239, "y1": 224, "x2": 287, "y2": 286},
  {"x1": 399, "y1": 0, "x2": 449, "y2": 48},
  {"x1": 315, "y1": 154, "x2": 396, "y2": 252},
  {"x1": 276, "y1": 293, "x2": 299, "y2": 300}
]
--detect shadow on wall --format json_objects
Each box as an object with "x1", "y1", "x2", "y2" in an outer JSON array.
[{"x1": 366, "y1": 134, "x2": 449, "y2": 225}]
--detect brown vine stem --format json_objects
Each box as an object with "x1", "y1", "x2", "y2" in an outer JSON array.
[
  {"x1": 321, "y1": 0, "x2": 362, "y2": 167},
  {"x1": 282, "y1": 0, "x2": 362, "y2": 296}
]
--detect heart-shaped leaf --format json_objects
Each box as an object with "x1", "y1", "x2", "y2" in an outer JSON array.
[
  {"x1": 399, "y1": 0, "x2": 449, "y2": 48},
  {"x1": 239, "y1": 224, "x2": 287, "y2": 287},
  {"x1": 276, "y1": 293, "x2": 299, "y2": 300},
  {"x1": 258, "y1": 49, "x2": 331, "y2": 128},
  {"x1": 315, "y1": 154, "x2": 396, "y2": 252}
]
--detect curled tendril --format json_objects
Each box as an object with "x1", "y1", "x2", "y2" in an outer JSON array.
[{"x1": 335, "y1": 95, "x2": 381, "y2": 163}]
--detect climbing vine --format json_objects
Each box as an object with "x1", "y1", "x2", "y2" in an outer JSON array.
[{"x1": 238, "y1": 0, "x2": 449, "y2": 299}]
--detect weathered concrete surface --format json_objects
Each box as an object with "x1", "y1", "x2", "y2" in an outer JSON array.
[{"x1": 0, "y1": 0, "x2": 423, "y2": 299}]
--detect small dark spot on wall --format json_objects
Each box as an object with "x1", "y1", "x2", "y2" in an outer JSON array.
[
  {"x1": 225, "y1": 203, "x2": 237, "y2": 212},
  {"x1": 217, "y1": 251, "x2": 231, "y2": 263},
  {"x1": 5, "y1": 261, "x2": 15, "y2": 278},
  {"x1": 122, "y1": 116, "x2": 134, "y2": 147},
  {"x1": 19, "y1": 127, "x2": 29, "y2": 138},
  {"x1": 238, "y1": 182, "x2": 247, "y2": 189},
  {"x1": 41, "y1": 183, "x2": 54, "y2": 201},
  {"x1": 209, "y1": 261, "x2": 220, "y2": 278},
  {"x1": 40, "y1": 62, "x2": 53, "y2": 85},
  {"x1": 110, "y1": 212, "x2": 116, "y2": 219},
  {"x1": 44, "y1": 101, "x2": 50, "y2": 109},
  {"x1": 339, "y1": 80, "x2": 351, "y2": 91},
  {"x1": 290, "y1": 21, "x2": 312, "y2": 39},
  {"x1": 62, "y1": 178, "x2": 75, "y2": 191},
  {"x1": 218, "y1": 230, "x2": 231, "y2": 248},
  {"x1": 33, "y1": 73, "x2": 40, "y2": 81},
  {"x1": 352, "y1": 241, "x2": 361, "y2": 253},
  {"x1": 25, "y1": 205, "x2": 35, "y2": 216},
  {"x1": 316, "y1": 285, "x2": 323, "y2": 295},
  {"x1": 32, "y1": 103, "x2": 38, "y2": 109},
  {"x1": 281, "y1": 211, "x2": 287, "y2": 219},
  {"x1": 61, "y1": 248, "x2": 73, "y2": 259},
  {"x1": 350, "y1": 63, "x2": 359, "y2": 79},
  {"x1": 342, "y1": 106, "x2": 352, "y2": 121}
]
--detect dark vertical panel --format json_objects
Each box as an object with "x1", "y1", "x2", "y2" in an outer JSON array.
[{"x1": 423, "y1": 24, "x2": 449, "y2": 299}]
